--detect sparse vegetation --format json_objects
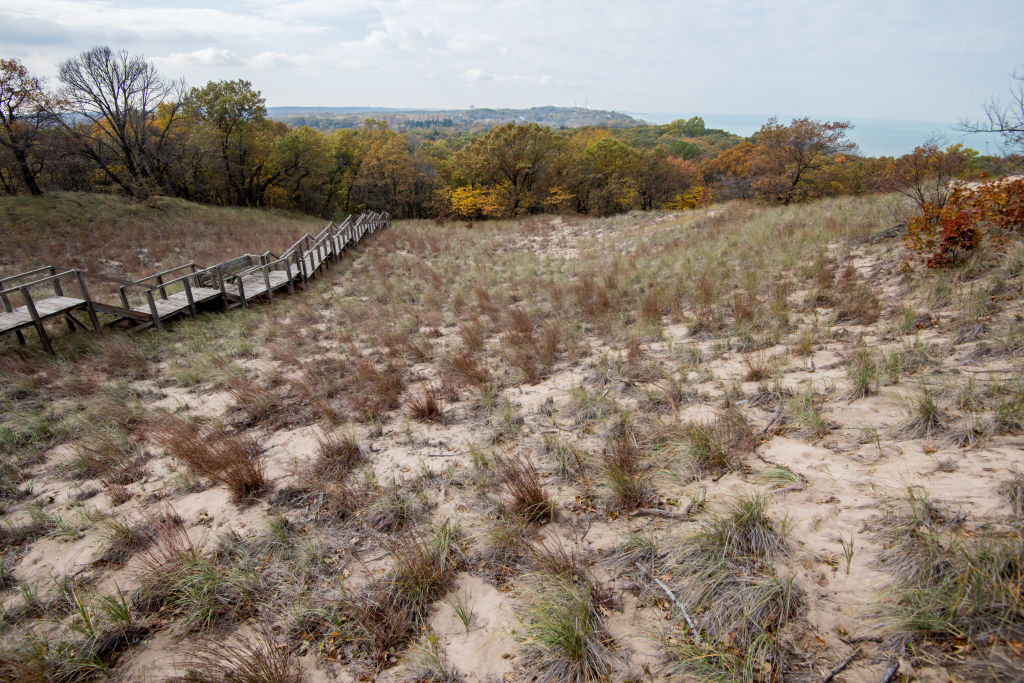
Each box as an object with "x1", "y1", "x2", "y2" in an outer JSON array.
[{"x1": 2, "y1": 183, "x2": 1023, "y2": 679}]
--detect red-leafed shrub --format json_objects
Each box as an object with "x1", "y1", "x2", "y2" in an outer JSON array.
[{"x1": 905, "y1": 177, "x2": 1024, "y2": 268}]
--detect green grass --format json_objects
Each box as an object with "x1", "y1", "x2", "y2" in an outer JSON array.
[{"x1": 516, "y1": 575, "x2": 615, "y2": 682}]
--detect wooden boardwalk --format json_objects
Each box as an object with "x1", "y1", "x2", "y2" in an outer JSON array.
[{"x1": 0, "y1": 211, "x2": 389, "y2": 352}]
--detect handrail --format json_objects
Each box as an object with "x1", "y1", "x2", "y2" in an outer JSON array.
[
  {"x1": 0, "y1": 265, "x2": 57, "y2": 290},
  {"x1": 2, "y1": 212, "x2": 391, "y2": 353},
  {"x1": 134, "y1": 262, "x2": 201, "y2": 285},
  {"x1": 0, "y1": 269, "x2": 80, "y2": 297}
]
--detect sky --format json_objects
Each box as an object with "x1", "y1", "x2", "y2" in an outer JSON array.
[{"x1": 3, "y1": 0, "x2": 1023, "y2": 124}]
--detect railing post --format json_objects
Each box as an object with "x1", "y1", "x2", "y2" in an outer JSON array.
[
  {"x1": 284, "y1": 260, "x2": 295, "y2": 294},
  {"x1": 75, "y1": 270, "x2": 102, "y2": 333},
  {"x1": 184, "y1": 278, "x2": 197, "y2": 317},
  {"x1": 21, "y1": 285, "x2": 53, "y2": 354},
  {"x1": 118, "y1": 285, "x2": 130, "y2": 310},
  {"x1": 216, "y1": 268, "x2": 228, "y2": 309},
  {"x1": 1, "y1": 288, "x2": 27, "y2": 345},
  {"x1": 262, "y1": 265, "x2": 273, "y2": 302},
  {"x1": 146, "y1": 290, "x2": 163, "y2": 330}
]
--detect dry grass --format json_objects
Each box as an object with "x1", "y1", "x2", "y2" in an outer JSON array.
[
  {"x1": 494, "y1": 453, "x2": 554, "y2": 524},
  {"x1": 407, "y1": 384, "x2": 445, "y2": 422},
  {"x1": 180, "y1": 625, "x2": 301, "y2": 683},
  {"x1": 0, "y1": 192, "x2": 323, "y2": 280},
  {"x1": 153, "y1": 418, "x2": 267, "y2": 501},
  {"x1": 600, "y1": 419, "x2": 653, "y2": 511}
]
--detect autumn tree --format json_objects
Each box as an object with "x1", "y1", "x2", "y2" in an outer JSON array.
[
  {"x1": 455, "y1": 122, "x2": 560, "y2": 214},
  {"x1": 888, "y1": 141, "x2": 974, "y2": 213},
  {"x1": 352, "y1": 121, "x2": 417, "y2": 216},
  {"x1": 56, "y1": 46, "x2": 182, "y2": 197},
  {"x1": 184, "y1": 79, "x2": 282, "y2": 207},
  {"x1": 582, "y1": 137, "x2": 641, "y2": 214},
  {"x1": 0, "y1": 58, "x2": 58, "y2": 195},
  {"x1": 750, "y1": 117, "x2": 855, "y2": 204}
]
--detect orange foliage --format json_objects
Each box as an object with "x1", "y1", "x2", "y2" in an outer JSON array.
[{"x1": 905, "y1": 177, "x2": 1024, "y2": 268}]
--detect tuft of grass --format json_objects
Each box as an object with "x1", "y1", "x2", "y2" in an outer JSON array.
[
  {"x1": 133, "y1": 509, "x2": 262, "y2": 633},
  {"x1": 313, "y1": 429, "x2": 364, "y2": 482},
  {"x1": 992, "y1": 378, "x2": 1024, "y2": 434},
  {"x1": 516, "y1": 575, "x2": 615, "y2": 682},
  {"x1": 153, "y1": 417, "x2": 267, "y2": 501},
  {"x1": 336, "y1": 522, "x2": 462, "y2": 670},
  {"x1": 180, "y1": 624, "x2": 301, "y2": 683},
  {"x1": 407, "y1": 384, "x2": 445, "y2": 422},
  {"x1": 543, "y1": 433, "x2": 590, "y2": 484},
  {"x1": 97, "y1": 516, "x2": 150, "y2": 567},
  {"x1": 664, "y1": 494, "x2": 798, "y2": 678},
  {"x1": 787, "y1": 390, "x2": 834, "y2": 438},
  {"x1": 875, "y1": 489, "x2": 1024, "y2": 656},
  {"x1": 845, "y1": 343, "x2": 880, "y2": 398},
  {"x1": 599, "y1": 418, "x2": 653, "y2": 511},
  {"x1": 440, "y1": 347, "x2": 491, "y2": 389},
  {"x1": 681, "y1": 406, "x2": 756, "y2": 476},
  {"x1": 1002, "y1": 472, "x2": 1024, "y2": 520},
  {"x1": 569, "y1": 385, "x2": 617, "y2": 429},
  {"x1": 226, "y1": 376, "x2": 284, "y2": 428},
  {"x1": 72, "y1": 427, "x2": 148, "y2": 485},
  {"x1": 895, "y1": 386, "x2": 949, "y2": 439},
  {"x1": 494, "y1": 454, "x2": 553, "y2": 524}
]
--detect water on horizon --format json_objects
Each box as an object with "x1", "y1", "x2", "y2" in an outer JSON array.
[{"x1": 629, "y1": 112, "x2": 1004, "y2": 158}]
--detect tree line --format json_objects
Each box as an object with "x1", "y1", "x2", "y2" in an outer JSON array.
[{"x1": 1, "y1": 48, "x2": 1019, "y2": 220}]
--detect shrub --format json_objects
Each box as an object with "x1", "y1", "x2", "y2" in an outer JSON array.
[{"x1": 905, "y1": 177, "x2": 1024, "y2": 268}]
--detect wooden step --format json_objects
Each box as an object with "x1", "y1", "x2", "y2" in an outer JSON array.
[{"x1": 0, "y1": 296, "x2": 86, "y2": 334}]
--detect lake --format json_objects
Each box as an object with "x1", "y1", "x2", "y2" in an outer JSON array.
[{"x1": 628, "y1": 111, "x2": 1005, "y2": 158}]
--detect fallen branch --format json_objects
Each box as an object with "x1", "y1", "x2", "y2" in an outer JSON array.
[
  {"x1": 634, "y1": 561, "x2": 701, "y2": 644},
  {"x1": 762, "y1": 403, "x2": 785, "y2": 434},
  {"x1": 879, "y1": 660, "x2": 900, "y2": 683},
  {"x1": 628, "y1": 507, "x2": 690, "y2": 520},
  {"x1": 820, "y1": 647, "x2": 860, "y2": 683}
]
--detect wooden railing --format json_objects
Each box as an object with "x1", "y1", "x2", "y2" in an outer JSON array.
[{"x1": 0, "y1": 211, "x2": 390, "y2": 353}]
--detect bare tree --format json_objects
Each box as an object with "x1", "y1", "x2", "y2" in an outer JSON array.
[
  {"x1": 56, "y1": 46, "x2": 183, "y2": 197},
  {"x1": 0, "y1": 58, "x2": 58, "y2": 195},
  {"x1": 961, "y1": 69, "x2": 1024, "y2": 154}
]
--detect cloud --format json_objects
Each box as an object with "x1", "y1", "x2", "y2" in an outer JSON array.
[
  {"x1": 0, "y1": 12, "x2": 71, "y2": 46},
  {"x1": 248, "y1": 51, "x2": 307, "y2": 70},
  {"x1": 153, "y1": 47, "x2": 243, "y2": 69}
]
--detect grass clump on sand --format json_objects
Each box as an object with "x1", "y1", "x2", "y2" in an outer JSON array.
[
  {"x1": 663, "y1": 494, "x2": 800, "y2": 680},
  {"x1": 874, "y1": 488, "x2": 1024, "y2": 675}
]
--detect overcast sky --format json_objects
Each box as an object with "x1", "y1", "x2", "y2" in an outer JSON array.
[{"x1": 3, "y1": 0, "x2": 1022, "y2": 123}]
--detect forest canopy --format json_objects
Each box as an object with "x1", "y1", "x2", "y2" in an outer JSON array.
[{"x1": 1, "y1": 48, "x2": 1017, "y2": 220}]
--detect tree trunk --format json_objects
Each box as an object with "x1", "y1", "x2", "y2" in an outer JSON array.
[{"x1": 11, "y1": 145, "x2": 42, "y2": 195}]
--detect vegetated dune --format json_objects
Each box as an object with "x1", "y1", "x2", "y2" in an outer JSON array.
[
  {"x1": 1, "y1": 193, "x2": 1022, "y2": 681},
  {"x1": 0, "y1": 192, "x2": 326, "y2": 278}
]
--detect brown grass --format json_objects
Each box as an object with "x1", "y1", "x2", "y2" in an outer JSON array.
[
  {"x1": 226, "y1": 376, "x2": 283, "y2": 427},
  {"x1": 180, "y1": 624, "x2": 301, "y2": 683},
  {"x1": 601, "y1": 423, "x2": 654, "y2": 511},
  {"x1": 495, "y1": 453, "x2": 554, "y2": 524},
  {"x1": 153, "y1": 418, "x2": 267, "y2": 501},
  {"x1": 441, "y1": 347, "x2": 491, "y2": 388},
  {"x1": 407, "y1": 384, "x2": 445, "y2": 422}
]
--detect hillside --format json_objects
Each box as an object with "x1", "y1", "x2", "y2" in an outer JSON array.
[
  {"x1": 268, "y1": 105, "x2": 643, "y2": 131},
  {"x1": 1, "y1": 194, "x2": 1023, "y2": 681},
  {"x1": 0, "y1": 193, "x2": 326, "y2": 280}
]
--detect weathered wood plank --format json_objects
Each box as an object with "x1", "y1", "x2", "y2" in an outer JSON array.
[
  {"x1": 0, "y1": 296, "x2": 87, "y2": 334},
  {"x1": 129, "y1": 287, "x2": 222, "y2": 319}
]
